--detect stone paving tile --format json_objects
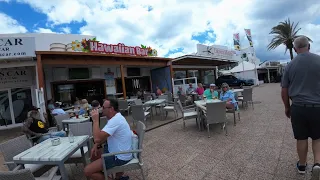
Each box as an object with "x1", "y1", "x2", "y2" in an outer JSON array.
[
  {"x1": 175, "y1": 164, "x2": 207, "y2": 180},
  {"x1": 2, "y1": 83, "x2": 317, "y2": 179},
  {"x1": 239, "y1": 168, "x2": 274, "y2": 180}
]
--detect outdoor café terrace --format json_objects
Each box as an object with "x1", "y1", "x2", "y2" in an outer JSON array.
[{"x1": 0, "y1": 83, "x2": 313, "y2": 180}]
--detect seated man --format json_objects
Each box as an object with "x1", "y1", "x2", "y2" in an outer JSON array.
[
  {"x1": 203, "y1": 84, "x2": 219, "y2": 99},
  {"x1": 52, "y1": 102, "x2": 66, "y2": 115},
  {"x1": 186, "y1": 83, "x2": 196, "y2": 94},
  {"x1": 22, "y1": 106, "x2": 66, "y2": 144},
  {"x1": 84, "y1": 99, "x2": 132, "y2": 180}
]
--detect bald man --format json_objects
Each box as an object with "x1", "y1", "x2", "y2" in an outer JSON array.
[{"x1": 281, "y1": 36, "x2": 320, "y2": 178}]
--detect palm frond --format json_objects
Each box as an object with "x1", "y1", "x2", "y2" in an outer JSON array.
[{"x1": 267, "y1": 18, "x2": 312, "y2": 55}]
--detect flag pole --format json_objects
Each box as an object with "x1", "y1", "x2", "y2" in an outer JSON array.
[{"x1": 252, "y1": 47, "x2": 259, "y2": 86}]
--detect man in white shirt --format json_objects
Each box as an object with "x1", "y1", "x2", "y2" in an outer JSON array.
[
  {"x1": 84, "y1": 99, "x2": 132, "y2": 180},
  {"x1": 51, "y1": 103, "x2": 66, "y2": 115}
]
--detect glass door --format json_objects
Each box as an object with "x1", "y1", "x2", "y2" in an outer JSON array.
[
  {"x1": 11, "y1": 88, "x2": 33, "y2": 124},
  {"x1": 0, "y1": 90, "x2": 12, "y2": 126}
]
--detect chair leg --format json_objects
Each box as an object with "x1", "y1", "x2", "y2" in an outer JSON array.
[
  {"x1": 140, "y1": 167, "x2": 146, "y2": 180},
  {"x1": 224, "y1": 122, "x2": 228, "y2": 136},
  {"x1": 165, "y1": 111, "x2": 168, "y2": 120},
  {"x1": 207, "y1": 124, "x2": 210, "y2": 138},
  {"x1": 238, "y1": 112, "x2": 240, "y2": 121},
  {"x1": 252, "y1": 101, "x2": 254, "y2": 109},
  {"x1": 233, "y1": 112, "x2": 236, "y2": 126}
]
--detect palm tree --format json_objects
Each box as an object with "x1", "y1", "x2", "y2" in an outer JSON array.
[{"x1": 267, "y1": 18, "x2": 312, "y2": 60}]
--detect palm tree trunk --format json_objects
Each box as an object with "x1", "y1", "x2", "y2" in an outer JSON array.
[{"x1": 289, "y1": 48, "x2": 294, "y2": 60}]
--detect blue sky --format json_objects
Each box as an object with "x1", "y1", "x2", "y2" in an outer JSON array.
[{"x1": 1, "y1": 0, "x2": 320, "y2": 60}]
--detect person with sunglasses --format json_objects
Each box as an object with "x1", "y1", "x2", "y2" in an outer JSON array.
[
  {"x1": 220, "y1": 83, "x2": 238, "y2": 110},
  {"x1": 84, "y1": 99, "x2": 131, "y2": 180}
]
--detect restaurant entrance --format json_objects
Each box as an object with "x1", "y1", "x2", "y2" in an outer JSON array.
[{"x1": 52, "y1": 79, "x2": 105, "y2": 106}]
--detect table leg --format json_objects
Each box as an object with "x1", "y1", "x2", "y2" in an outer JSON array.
[
  {"x1": 58, "y1": 163, "x2": 69, "y2": 180},
  {"x1": 150, "y1": 106, "x2": 153, "y2": 121},
  {"x1": 160, "y1": 106, "x2": 163, "y2": 121},
  {"x1": 80, "y1": 146, "x2": 87, "y2": 166},
  {"x1": 196, "y1": 107, "x2": 201, "y2": 131}
]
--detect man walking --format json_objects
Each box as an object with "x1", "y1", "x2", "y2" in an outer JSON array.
[{"x1": 281, "y1": 36, "x2": 320, "y2": 179}]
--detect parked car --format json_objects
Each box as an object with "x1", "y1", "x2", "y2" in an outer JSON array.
[{"x1": 215, "y1": 75, "x2": 254, "y2": 88}]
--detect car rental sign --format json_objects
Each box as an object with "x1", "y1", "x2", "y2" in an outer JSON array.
[{"x1": 0, "y1": 37, "x2": 36, "y2": 59}]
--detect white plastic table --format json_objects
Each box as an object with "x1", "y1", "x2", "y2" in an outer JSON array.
[
  {"x1": 232, "y1": 89, "x2": 244, "y2": 93},
  {"x1": 144, "y1": 99, "x2": 166, "y2": 120},
  {"x1": 62, "y1": 116, "x2": 91, "y2": 132},
  {"x1": 13, "y1": 136, "x2": 89, "y2": 180},
  {"x1": 194, "y1": 99, "x2": 221, "y2": 107}
]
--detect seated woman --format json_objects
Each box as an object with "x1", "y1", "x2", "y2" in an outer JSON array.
[
  {"x1": 219, "y1": 83, "x2": 238, "y2": 110},
  {"x1": 79, "y1": 99, "x2": 92, "y2": 115},
  {"x1": 203, "y1": 84, "x2": 219, "y2": 99},
  {"x1": 196, "y1": 83, "x2": 204, "y2": 96}
]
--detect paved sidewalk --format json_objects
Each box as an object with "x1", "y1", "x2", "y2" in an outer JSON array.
[{"x1": 0, "y1": 83, "x2": 315, "y2": 179}]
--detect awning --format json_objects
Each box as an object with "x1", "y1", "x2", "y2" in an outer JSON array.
[{"x1": 172, "y1": 54, "x2": 238, "y2": 66}]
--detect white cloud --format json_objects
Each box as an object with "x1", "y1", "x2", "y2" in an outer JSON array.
[
  {"x1": 33, "y1": 28, "x2": 56, "y2": 33},
  {"x1": 0, "y1": 13, "x2": 27, "y2": 34},
  {"x1": 3, "y1": 0, "x2": 320, "y2": 60},
  {"x1": 61, "y1": 27, "x2": 71, "y2": 34}
]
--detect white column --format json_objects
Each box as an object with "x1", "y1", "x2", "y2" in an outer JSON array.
[
  {"x1": 267, "y1": 69, "x2": 270, "y2": 83},
  {"x1": 215, "y1": 66, "x2": 218, "y2": 80},
  {"x1": 8, "y1": 89, "x2": 15, "y2": 125}
]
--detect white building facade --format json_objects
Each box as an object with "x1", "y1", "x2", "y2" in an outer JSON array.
[{"x1": 0, "y1": 33, "x2": 95, "y2": 129}]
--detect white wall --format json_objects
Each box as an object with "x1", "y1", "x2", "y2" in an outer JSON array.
[
  {"x1": 0, "y1": 33, "x2": 95, "y2": 51},
  {"x1": 44, "y1": 65, "x2": 152, "y2": 99}
]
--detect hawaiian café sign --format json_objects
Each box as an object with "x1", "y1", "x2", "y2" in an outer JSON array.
[{"x1": 71, "y1": 38, "x2": 157, "y2": 57}]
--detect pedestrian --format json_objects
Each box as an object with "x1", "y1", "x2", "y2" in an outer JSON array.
[{"x1": 281, "y1": 36, "x2": 320, "y2": 178}]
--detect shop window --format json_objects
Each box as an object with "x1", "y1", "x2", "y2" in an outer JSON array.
[
  {"x1": 69, "y1": 68, "x2": 90, "y2": 79},
  {"x1": 0, "y1": 90, "x2": 12, "y2": 126},
  {"x1": 11, "y1": 88, "x2": 32, "y2": 124},
  {"x1": 187, "y1": 70, "x2": 200, "y2": 84},
  {"x1": 203, "y1": 70, "x2": 215, "y2": 86},
  {"x1": 174, "y1": 71, "x2": 186, "y2": 79}
]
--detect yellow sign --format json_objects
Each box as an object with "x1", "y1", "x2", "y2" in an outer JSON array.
[{"x1": 38, "y1": 121, "x2": 45, "y2": 128}]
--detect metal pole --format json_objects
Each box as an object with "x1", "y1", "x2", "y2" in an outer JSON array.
[{"x1": 252, "y1": 48, "x2": 259, "y2": 86}]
